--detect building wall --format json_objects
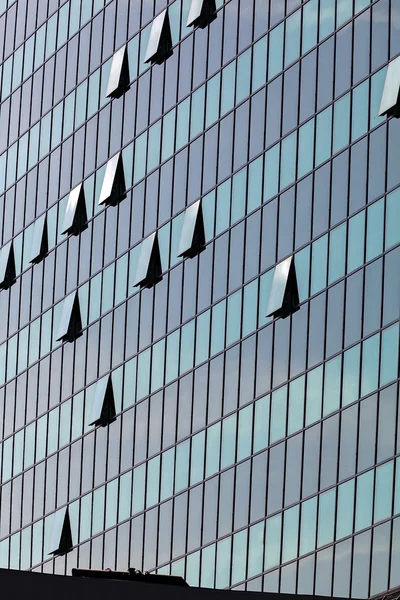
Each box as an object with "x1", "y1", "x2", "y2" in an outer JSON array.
[{"x1": 0, "y1": 0, "x2": 399, "y2": 597}]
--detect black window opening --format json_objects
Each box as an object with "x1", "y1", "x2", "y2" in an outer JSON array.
[
  {"x1": 0, "y1": 241, "x2": 16, "y2": 290},
  {"x1": 98, "y1": 152, "x2": 127, "y2": 206},
  {"x1": 88, "y1": 374, "x2": 117, "y2": 427},
  {"x1": 134, "y1": 232, "x2": 163, "y2": 289},
  {"x1": 61, "y1": 183, "x2": 88, "y2": 236},
  {"x1": 187, "y1": 0, "x2": 217, "y2": 28},
  {"x1": 144, "y1": 9, "x2": 173, "y2": 65},
  {"x1": 30, "y1": 214, "x2": 48, "y2": 264},
  {"x1": 106, "y1": 44, "x2": 130, "y2": 99},
  {"x1": 56, "y1": 291, "x2": 83, "y2": 343},
  {"x1": 48, "y1": 507, "x2": 73, "y2": 556},
  {"x1": 266, "y1": 256, "x2": 300, "y2": 319},
  {"x1": 178, "y1": 199, "x2": 206, "y2": 258}
]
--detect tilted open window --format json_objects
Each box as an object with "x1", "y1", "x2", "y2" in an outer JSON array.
[
  {"x1": 30, "y1": 214, "x2": 48, "y2": 264},
  {"x1": 187, "y1": 0, "x2": 217, "y2": 28},
  {"x1": 134, "y1": 232, "x2": 163, "y2": 289},
  {"x1": 61, "y1": 183, "x2": 88, "y2": 236},
  {"x1": 56, "y1": 291, "x2": 83, "y2": 343},
  {"x1": 178, "y1": 200, "x2": 206, "y2": 258},
  {"x1": 266, "y1": 256, "x2": 299, "y2": 319},
  {"x1": 88, "y1": 374, "x2": 117, "y2": 427},
  {"x1": 0, "y1": 241, "x2": 16, "y2": 290},
  {"x1": 48, "y1": 507, "x2": 73, "y2": 556},
  {"x1": 98, "y1": 152, "x2": 127, "y2": 206},
  {"x1": 106, "y1": 45, "x2": 130, "y2": 99},
  {"x1": 144, "y1": 9, "x2": 173, "y2": 65},
  {"x1": 379, "y1": 56, "x2": 400, "y2": 118}
]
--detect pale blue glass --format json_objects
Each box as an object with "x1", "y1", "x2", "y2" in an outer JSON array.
[
  {"x1": 196, "y1": 310, "x2": 211, "y2": 365},
  {"x1": 28, "y1": 318, "x2": 40, "y2": 365},
  {"x1": 31, "y1": 521, "x2": 43, "y2": 567},
  {"x1": 134, "y1": 131, "x2": 148, "y2": 183},
  {"x1": 2, "y1": 437, "x2": 12, "y2": 481},
  {"x1": 12, "y1": 46, "x2": 23, "y2": 91},
  {"x1": 370, "y1": 68, "x2": 386, "y2": 129},
  {"x1": 361, "y1": 333, "x2": 379, "y2": 397},
  {"x1": 366, "y1": 198, "x2": 384, "y2": 261},
  {"x1": 288, "y1": 375, "x2": 305, "y2": 435},
  {"x1": 318, "y1": 488, "x2": 336, "y2": 547},
  {"x1": 232, "y1": 529, "x2": 247, "y2": 585},
  {"x1": 311, "y1": 234, "x2": 328, "y2": 295},
  {"x1": 264, "y1": 143, "x2": 280, "y2": 201},
  {"x1": 45, "y1": 14, "x2": 57, "y2": 59},
  {"x1": 237, "y1": 405, "x2": 253, "y2": 461},
  {"x1": 201, "y1": 544, "x2": 216, "y2": 588},
  {"x1": 170, "y1": 212, "x2": 184, "y2": 267},
  {"x1": 374, "y1": 462, "x2": 394, "y2": 523},
  {"x1": 89, "y1": 272, "x2": 101, "y2": 323},
  {"x1": 323, "y1": 355, "x2": 342, "y2": 416},
  {"x1": 166, "y1": 330, "x2": 180, "y2": 383},
  {"x1": 352, "y1": 80, "x2": 369, "y2": 142},
  {"x1": 169, "y1": 0, "x2": 181, "y2": 44},
  {"x1": 59, "y1": 400, "x2": 72, "y2": 447},
  {"x1": 333, "y1": 93, "x2": 350, "y2": 153},
  {"x1": 282, "y1": 505, "x2": 299, "y2": 562},
  {"x1": 302, "y1": 0, "x2": 318, "y2": 53},
  {"x1": 28, "y1": 122, "x2": 40, "y2": 169},
  {"x1": 127, "y1": 35, "x2": 139, "y2": 81},
  {"x1": 87, "y1": 69, "x2": 100, "y2": 118},
  {"x1": 216, "y1": 180, "x2": 231, "y2": 234},
  {"x1": 295, "y1": 246, "x2": 310, "y2": 302},
  {"x1": 160, "y1": 448, "x2": 175, "y2": 499},
  {"x1": 337, "y1": 0, "x2": 352, "y2": 26},
  {"x1": 105, "y1": 479, "x2": 118, "y2": 529},
  {"x1": 270, "y1": 386, "x2": 287, "y2": 444},
  {"x1": 221, "y1": 413, "x2": 237, "y2": 468},
  {"x1": 355, "y1": 470, "x2": 374, "y2": 531},
  {"x1": 161, "y1": 109, "x2": 176, "y2": 162},
  {"x1": 20, "y1": 528, "x2": 31, "y2": 571},
  {"x1": 34, "y1": 25, "x2": 46, "y2": 70},
  {"x1": 190, "y1": 85, "x2": 205, "y2": 140},
  {"x1": 57, "y1": 3, "x2": 69, "y2": 46},
  {"x1": 300, "y1": 497, "x2": 317, "y2": 554},
  {"x1": 158, "y1": 221, "x2": 170, "y2": 271},
  {"x1": 92, "y1": 486, "x2": 105, "y2": 535},
  {"x1": 6, "y1": 142, "x2": 17, "y2": 188},
  {"x1": 336, "y1": 480, "x2": 355, "y2": 540},
  {"x1": 268, "y1": 23, "x2": 284, "y2": 80},
  {"x1": 72, "y1": 392, "x2": 84, "y2": 440},
  {"x1": 210, "y1": 300, "x2": 226, "y2": 356},
  {"x1": 101, "y1": 263, "x2": 115, "y2": 314},
  {"x1": 315, "y1": 106, "x2": 332, "y2": 166},
  {"x1": 118, "y1": 471, "x2": 133, "y2": 521},
  {"x1": 319, "y1": 0, "x2": 335, "y2": 40},
  {"x1": 298, "y1": 119, "x2": 315, "y2": 178},
  {"x1": 306, "y1": 365, "x2": 323, "y2": 426},
  {"x1": 285, "y1": 9, "x2": 301, "y2": 67},
  {"x1": 202, "y1": 190, "x2": 215, "y2": 241},
  {"x1": 176, "y1": 98, "x2": 190, "y2": 151},
  {"x1": 347, "y1": 212, "x2": 365, "y2": 272},
  {"x1": 380, "y1": 324, "x2": 399, "y2": 387},
  {"x1": 221, "y1": 61, "x2": 236, "y2": 116},
  {"x1": 205, "y1": 422, "x2": 221, "y2": 477},
  {"x1": 236, "y1": 49, "x2": 251, "y2": 103},
  {"x1": 258, "y1": 268, "x2": 274, "y2": 326},
  {"x1": 252, "y1": 36, "x2": 267, "y2": 93},
  {"x1": 280, "y1": 131, "x2": 297, "y2": 190},
  {"x1": 328, "y1": 223, "x2": 346, "y2": 283},
  {"x1": 248, "y1": 521, "x2": 264, "y2": 578},
  {"x1": 132, "y1": 464, "x2": 146, "y2": 514},
  {"x1": 226, "y1": 290, "x2": 242, "y2": 346},
  {"x1": 47, "y1": 407, "x2": 59, "y2": 455},
  {"x1": 39, "y1": 113, "x2": 51, "y2": 160},
  {"x1": 355, "y1": 0, "x2": 370, "y2": 10},
  {"x1": 9, "y1": 533, "x2": 20, "y2": 570},
  {"x1": 216, "y1": 538, "x2": 232, "y2": 588},
  {"x1": 231, "y1": 168, "x2": 247, "y2": 224},
  {"x1": 253, "y1": 394, "x2": 269, "y2": 452},
  {"x1": 23, "y1": 35, "x2": 34, "y2": 80},
  {"x1": 175, "y1": 440, "x2": 190, "y2": 492},
  {"x1": 13, "y1": 429, "x2": 24, "y2": 476},
  {"x1": 36, "y1": 414, "x2": 47, "y2": 462},
  {"x1": 0, "y1": 153, "x2": 5, "y2": 193},
  {"x1": 180, "y1": 319, "x2": 195, "y2": 374},
  {"x1": 265, "y1": 513, "x2": 282, "y2": 569},
  {"x1": 242, "y1": 279, "x2": 258, "y2": 336},
  {"x1": 137, "y1": 347, "x2": 151, "y2": 400},
  {"x1": 190, "y1": 431, "x2": 205, "y2": 485},
  {"x1": 0, "y1": 344, "x2": 5, "y2": 385},
  {"x1": 0, "y1": 539, "x2": 9, "y2": 569},
  {"x1": 1, "y1": 56, "x2": 11, "y2": 99},
  {"x1": 79, "y1": 493, "x2": 92, "y2": 542},
  {"x1": 342, "y1": 344, "x2": 360, "y2": 407},
  {"x1": 248, "y1": 156, "x2": 263, "y2": 212},
  {"x1": 206, "y1": 73, "x2": 220, "y2": 128},
  {"x1": 147, "y1": 120, "x2": 161, "y2": 173},
  {"x1": 151, "y1": 338, "x2": 165, "y2": 392},
  {"x1": 51, "y1": 102, "x2": 63, "y2": 150},
  {"x1": 69, "y1": 0, "x2": 81, "y2": 36},
  {"x1": 100, "y1": 58, "x2": 112, "y2": 109},
  {"x1": 115, "y1": 254, "x2": 128, "y2": 305},
  {"x1": 385, "y1": 187, "x2": 400, "y2": 250}
]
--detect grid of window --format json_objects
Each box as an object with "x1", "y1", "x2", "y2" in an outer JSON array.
[{"x1": 0, "y1": 0, "x2": 399, "y2": 597}]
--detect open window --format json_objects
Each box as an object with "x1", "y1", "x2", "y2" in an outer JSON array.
[
  {"x1": 379, "y1": 56, "x2": 400, "y2": 118},
  {"x1": 178, "y1": 200, "x2": 206, "y2": 258},
  {"x1": 266, "y1": 256, "x2": 299, "y2": 319},
  {"x1": 134, "y1": 232, "x2": 163, "y2": 289},
  {"x1": 0, "y1": 241, "x2": 16, "y2": 290},
  {"x1": 88, "y1": 374, "x2": 117, "y2": 427},
  {"x1": 48, "y1": 507, "x2": 73, "y2": 556},
  {"x1": 98, "y1": 152, "x2": 127, "y2": 206},
  {"x1": 106, "y1": 45, "x2": 130, "y2": 99},
  {"x1": 56, "y1": 291, "x2": 83, "y2": 343},
  {"x1": 30, "y1": 214, "x2": 48, "y2": 264},
  {"x1": 61, "y1": 183, "x2": 88, "y2": 236},
  {"x1": 144, "y1": 9, "x2": 173, "y2": 65},
  {"x1": 187, "y1": 0, "x2": 217, "y2": 28}
]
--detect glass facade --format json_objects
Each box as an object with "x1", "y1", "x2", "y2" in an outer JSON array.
[{"x1": 0, "y1": 0, "x2": 399, "y2": 597}]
